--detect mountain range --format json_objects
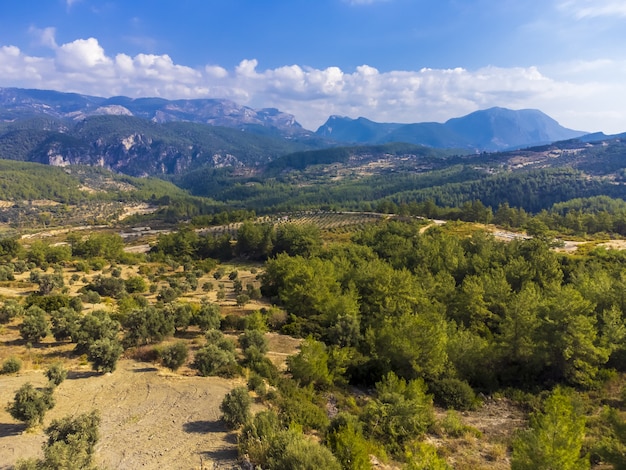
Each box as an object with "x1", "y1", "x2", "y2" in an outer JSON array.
[
  {"x1": 0, "y1": 87, "x2": 605, "y2": 177},
  {"x1": 315, "y1": 108, "x2": 587, "y2": 151}
]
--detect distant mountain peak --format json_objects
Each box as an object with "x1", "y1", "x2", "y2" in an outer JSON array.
[{"x1": 316, "y1": 108, "x2": 586, "y2": 151}]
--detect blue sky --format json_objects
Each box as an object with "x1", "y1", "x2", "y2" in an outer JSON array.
[{"x1": 1, "y1": 0, "x2": 626, "y2": 133}]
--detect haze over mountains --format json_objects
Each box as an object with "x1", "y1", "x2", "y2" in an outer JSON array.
[
  {"x1": 316, "y1": 108, "x2": 587, "y2": 151},
  {"x1": 0, "y1": 87, "x2": 612, "y2": 177}
]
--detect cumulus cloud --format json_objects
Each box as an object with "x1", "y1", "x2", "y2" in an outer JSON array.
[{"x1": 1, "y1": 36, "x2": 625, "y2": 133}]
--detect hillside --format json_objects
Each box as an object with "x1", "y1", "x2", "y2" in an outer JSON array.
[
  {"x1": 0, "y1": 115, "x2": 321, "y2": 176},
  {"x1": 172, "y1": 136, "x2": 626, "y2": 215}
]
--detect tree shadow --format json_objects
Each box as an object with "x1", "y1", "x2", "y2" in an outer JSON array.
[
  {"x1": 66, "y1": 370, "x2": 100, "y2": 380},
  {"x1": 0, "y1": 422, "x2": 26, "y2": 437},
  {"x1": 131, "y1": 367, "x2": 158, "y2": 373},
  {"x1": 199, "y1": 448, "x2": 239, "y2": 466},
  {"x1": 183, "y1": 419, "x2": 227, "y2": 434}
]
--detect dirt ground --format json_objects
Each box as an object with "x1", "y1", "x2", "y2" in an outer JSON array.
[{"x1": 0, "y1": 360, "x2": 244, "y2": 470}]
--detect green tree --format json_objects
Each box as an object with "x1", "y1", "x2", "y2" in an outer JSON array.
[
  {"x1": 87, "y1": 338, "x2": 123, "y2": 373},
  {"x1": 361, "y1": 372, "x2": 434, "y2": 454},
  {"x1": 19, "y1": 305, "x2": 49, "y2": 343},
  {"x1": 511, "y1": 387, "x2": 589, "y2": 470},
  {"x1": 265, "y1": 429, "x2": 342, "y2": 470},
  {"x1": 193, "y1": 343, "x2": 238, "y2": 377},
  {"x1": 192, "y1": 300, "x2": 221, "y2": 332},
  {"x1": 122, "y1": 306, "x2": 175, "y2": 347},
  {"x1": 0, "y1": 299, "x2": 23, "y2": 323},
  {"x1": 220, "y1": 386, "x2": 251, "y2": 429},
  {"x1": 326, "y1": 413, "x2": 372, "y2": 470},
  {"x1": 45, "y1": 362, "x2": 67, "y2": 387},
  {"x1": 73, "y1": 310, "x2": 120, "y2": 354},
  {"x1": 287, "y1": 337, "x2": 333, "y2": 388},
  {"x1": 7, "y1": 382, "x2": 55, "y2": 428},
  {"x1": 159, "y1": 341, "x2": 188, "y2": 371}
]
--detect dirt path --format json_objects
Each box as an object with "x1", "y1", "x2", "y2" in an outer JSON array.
[{"x1": 0, "y1": 361, "x2": 242, "y2": 470}]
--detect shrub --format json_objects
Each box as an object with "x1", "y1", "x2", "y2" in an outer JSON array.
[
  {"x1": 159, "y1": 341, "x2": 188, "y2": 371},
  {"x1": 193, "y1": 344, "x2": 239, "y2": 377},
  {"x1": 326, "y1": 413, "x2": 371, "y2": 470},
  {"x1": 239, "y1": 329, "x2": 269, "y2": 355},
  {"x1": 247, "y1": 373, "x2": 267, "y2": 395},
  {"x1": 265, "y1": 429, "x2": 342, "y2": 470},
  {"x1": 205, "y1": 329, "x2": 236, "y2": 353},
  {"x1": 42, "y1": 410, "x2": 100, "y2": 469},
  {"x1": 7, "y1": 382, "x2": 55, "y2": 428},
  {"x1": 1, "y1": 356, "x2": 22, "y2": 374},
  {"x1": 50, "y1": 307, "x2": 79, "y2": 342},
  {"x1": 236, "y1": 293, "x2": 250, "y2": 306},
  {"x1": 439, "y1": 409, "x2": 481, "y2": 438},
  {"x1": 45, "y1": 362, "x2": 67, "y2": 387},
  {"x1": 122, "y1": 306, "x2": 175, "y2": 347},
  {"x1": 430, "y1": 378, "x2": 477, "y2": 411},
  {"x1": 239, "y1": 410, "x2": 282, "y2": 466},
  {"x1": 192, "y1": 301, "x2": 221, "y2": 332},
  {"x1": 0, "y1": 299, "x2": 23, "y2": 323},
  {"x1": 87, "y1": 338, "x2": 123, "y2": 373},
  {"x1": 19, "y1": 306, "x2": 49, "y2": 343},
  {"x1": 220, "y1": 386, "x2": 251, "y2": 429}
]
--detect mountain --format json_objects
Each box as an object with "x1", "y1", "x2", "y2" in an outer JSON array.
[
  {"x1": 316, "y1": 107, "x2": 587, "y2": 151},
  {"x1": 0, "y1": 87, "x2": 308, "y2": 137},
  {"x1": 0, "y1": 115, "x2": 320, "y2": 176}
]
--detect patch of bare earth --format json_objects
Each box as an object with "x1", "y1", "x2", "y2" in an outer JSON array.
[
  {"x1": 0, "y1": 360, "x2": 243, "y2": 470},
  {"x1": 431, "y1": 398, "x2": 526, "y2": 469}
]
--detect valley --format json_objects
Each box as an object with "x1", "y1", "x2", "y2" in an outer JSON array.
[{"x1": 2, "y1": 87, "x2": 626, "y2": 469}]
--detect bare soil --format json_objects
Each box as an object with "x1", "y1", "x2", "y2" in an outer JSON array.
[{"x1": 0, "y1": 360, "x2": 243, "y2": 470}]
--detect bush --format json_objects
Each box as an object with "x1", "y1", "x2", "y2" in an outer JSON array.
[
  {"x1": 236, "y1": 293, "x2": 250, "y2": 306},
  {"x1": 239, "y1": 410, "x2": 282, "y2": 466},
  {"x1": 326, "y1": 413, "x2": 371, "y2": 470},
  {"x1": 193, "y1": 344, "x2": 239, "y2": 377},
  {"x1": 159, "y1": 341, "x2": 188, "y2": 371},
  {"x1": 247, "y1": 373, "x2": 267, "y2": 395},
  {"x1": 87, "y1": 338, "x2": 123, "y2": 373},
  {"x1": 221, "y1": 313, "x2": 248, "y2": 331},
  {"x1": 50, "y1": 307, "x2": 79, "y2": 342},
  {"x1": 7, "y1": 382, "x2": 55, "y2": 428},
  {"x1": 0, "y1": 299, "x2": 23, "y2": 323},
  {"x1": 45, "y1": 362, "x2": 67, "y2": 387},
  {"x1": 1, "y1": 356, "x2": 22, "y2": 374},
  {"x1": 42, "y1": 410, "x2": 100, "y2": 469},
  {"x1": 239, "y1": 329, "x2": 269, "y2": 355},
  {"x1": 220, "y1": 386, "x2": 251, "y2": 429},
  {"x1": 265, "y1": 429, "x2": 342, "y2": 470},
  {"x1": 122, "y1": 306, "x2": 175, "y2": 347},
  {"x1": 19, "y1": 306, "x2": 49, "y2": 343},
  {"x1": 192, "y1": 301, "x2": 221, "y2": 332},
  {"x1": 430, "y1": 378, "x2": 477, "y2": 411}
]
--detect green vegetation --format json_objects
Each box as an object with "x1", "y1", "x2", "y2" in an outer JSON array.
[
  {"x1": 7, "y1": 382, "x2": 55, "y2": 428},
  {"x1": 15, "y1": 410, "x2": 101, "y2": 470}
]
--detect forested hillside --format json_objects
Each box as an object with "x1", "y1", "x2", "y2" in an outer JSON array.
[{"x1": 2, "y1": 215, "x2": 626, "y2": 468}]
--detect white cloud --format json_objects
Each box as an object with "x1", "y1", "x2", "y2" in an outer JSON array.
[
  {"x1": 1, "y1": 36, "x2": 626, "y2": 133},
  {"x1": 56, "y1": 38, "x2": 111, "y2": 70},
  {"x1": 28, "y1": 26, "x2": 58, "y2": 49},
  {"x1": 558, "y1": 0, "x2": 626, "y2": 19}
]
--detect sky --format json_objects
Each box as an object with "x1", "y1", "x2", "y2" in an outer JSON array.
[{"x1": 1, "y1": 0, "x2": 626, "y2": 133}]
